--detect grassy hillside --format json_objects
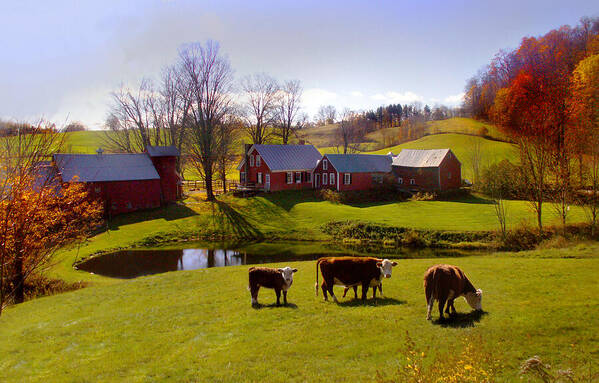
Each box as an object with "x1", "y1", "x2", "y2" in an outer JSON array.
[
  {"x1": 367, "y1": 133, "x2": 518, "y2": 182},
  {"x1": 1, "y1": 251, "x2": 598, "y2": 382}
]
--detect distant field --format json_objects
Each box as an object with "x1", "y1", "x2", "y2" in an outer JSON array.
[{"x1": 367, "y1": 133, "x2": 518, "y2": 182}]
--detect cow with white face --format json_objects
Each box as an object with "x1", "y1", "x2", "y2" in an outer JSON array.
[
  {"x1": 316, "y1": 257, "x2": 398, "y2": 302},
  {"x1": 248, "y1": 266, "x2": 298, "y2": 307},
  {"x1": 424, "y1": 264, "x2": 483, "y2": 320}
]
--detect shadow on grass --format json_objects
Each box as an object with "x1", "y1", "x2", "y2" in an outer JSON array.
[
  {"x1": 432, "y1": 310, "x2": 488, "y2": 328},
  {"x1": 104, "y1": 202, "x2": 198, "y2": 232},
  {"x1": 251, "y1": 302, "x2": 299, "y2": 310},
  {"x1": 260, "y1": 190, "x2": 320, "y2": 212},
  {"x1": 212, "y1": 200, "x2": 264, "y2": 240},
  {"x1": 336, "y1": 297, "x2": 407, "y2": 307}
]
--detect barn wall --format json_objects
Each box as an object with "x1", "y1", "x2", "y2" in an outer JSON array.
[
  {"x1": 393, "y1": 166, "x2": 440, "y2": 191},
  {"x1": 89, "y1": 179, "x2": 162, "y2": 215},
  {"x1": 438, "y1": 154, "x2": 461, "y2": 191},
  {"x1": 312, "y1": 156, "x2": 338, "y2": 190},
  {"x1": 150, "y1": 156, "x2": 181, "y2": 203}
]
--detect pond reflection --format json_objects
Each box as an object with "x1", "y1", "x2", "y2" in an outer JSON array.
[{"x1": 75, "y1": 248, "x2": 322, "y2": 279}]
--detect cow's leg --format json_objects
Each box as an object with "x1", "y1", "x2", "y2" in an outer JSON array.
[
  {"x1": 447, "y1": 299, "x2": 456, "y2": 315},
  {"x1": 250, "y1": 284, "x2": 260, "y2": 306},
  {"x1": 438, "y1": 295, "x2": 448, "y2": 320},
  {"x1": 275, "y1": 288, "x2": 281, "y2": 306},
  {"x1": 324, "y1": 278, "x2": 338, "y2": 302},
  {"x1": 283, "y1": 290, "x2": 288, "y2": 305},
  {"x1": 426, "y1": 297, "x2": 434, "y2": 320},
  {"x1": 321, "y1": 282, "x2": 328, "y2": 301},
  {"x1": 378, "y1": 284, "x2": 383, "y2": 297},
  {"x1": 361, "y1": 281, "x2": 369, "y2": 301},
  {"x1": 353, "y1": 286, "x2": 358, "y2": 299},
  {"x1": 343, "y1": 287, "x2": 349, "y2": 298},
  {"x1": 372, "y1": 285, "x2": 377, "y2": 300}
]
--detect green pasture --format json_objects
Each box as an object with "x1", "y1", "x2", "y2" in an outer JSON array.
[{"x1": 1, "y1": 251, "x2": 597, "y2": 382}]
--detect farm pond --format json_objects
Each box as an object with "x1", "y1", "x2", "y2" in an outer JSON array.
[{"x1": 74, "y1": 241, "x2": 482, "y2": 279}]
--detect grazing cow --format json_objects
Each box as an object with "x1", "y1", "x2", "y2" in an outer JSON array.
[
  {"x1": 423, "y1": 264, "x2": 482, "y2": 320},
  {"x1": 316, "y1": 256, "x2": 397, "y2": 302},
  {"x1": 249, "y1": 266, "x2": 297, "y2": 306}
]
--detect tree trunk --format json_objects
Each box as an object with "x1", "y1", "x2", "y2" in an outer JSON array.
[
  {"x1": 537, "y1": 199, "x2": 543, "y2": 236},
  {"x1": 205, "y1": 164, "x2": 215, "y2": 201},
  {"x1": 13, "y1": 250, "x2": 24, "y2": 304}
]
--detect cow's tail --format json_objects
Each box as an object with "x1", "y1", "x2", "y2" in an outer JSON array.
[
  {"x1": 315, "y1": 258, "x2": 322, "y2": 296},
  {"x1": 424, "y1": 269, "x2": 434, "y2": 305}
]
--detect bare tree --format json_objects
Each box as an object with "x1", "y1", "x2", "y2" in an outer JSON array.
[
  {"x1": 178, "y1": 41, "x2": 234, "y2": 201},
  {"x1": 215, "y1": 116, "x2": 240, "y2": 193},
  {"x1": 104, "y1": 79, "x2": 165, "y2": 152},
  {"x1": 241, "y1": 73, "x2": 279, "y2": 144},
  {"x1": 519, "y1": 135, "x2": 552, "y2": 235},
  {"x1": 335, "y1": 109, "x2": 361, "y2": 154},
  {"x1": 275, "y1": 80, "x2": 303, "y2": 144},
  {"x1": 160, "y1": 65, "x2": 192, "y2": 175},
  {"x1": 316, "y1": 105, "x2": 336, "y2": 125}
]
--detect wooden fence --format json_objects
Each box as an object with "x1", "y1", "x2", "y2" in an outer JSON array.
[{"x1": 182, "y1": 179, "x2": 239, "y2": 195}]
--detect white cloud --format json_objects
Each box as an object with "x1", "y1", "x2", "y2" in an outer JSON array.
[
  {"x1": 370, "y1": 91, "x2": 424, "y2": 104},
  {"x1": 350, "y1": 91, "x2": 363, "y2": 97},
  {"x1": 302, "y1": 88, "x2": 338, "y2": 117},
  {"x1": 443, "y1": 92, "x2": 465, "y2": 105}
]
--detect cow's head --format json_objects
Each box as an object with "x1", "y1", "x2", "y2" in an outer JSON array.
[
  {"x1": 278, "y1": 267, "x2": 298, "y2": 286},
  {"x1": 465, "y1": 289, "x2": 483, "y2": 311},
  {"x1": 376, "y1": 259, "x2": 398, "y2": 279}
]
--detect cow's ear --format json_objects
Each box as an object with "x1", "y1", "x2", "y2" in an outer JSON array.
[
  {"x1": 376, "y1": 262, "x2": 382, "y2": 268},
  {"x1": 292, "y1": 268, "x2": 298, "y2": 273},
  {"x1": 277, "y1": 268, "x2": 284, "y2": 273},
  {"x1": 392, "y1": 262, "x2": 398, "y2": 267}
]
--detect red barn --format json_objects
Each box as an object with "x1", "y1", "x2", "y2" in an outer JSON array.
[
  {"x1": 237, "y1": 144, "x2": 321, "y2": 192},
  {"x1": 391, "y1": 149, "x2": 461, "y2": 191},
  {"x1": 313, "y1": 154, "x2": 392, "y2": 191},
  {"x1": 53, "y1": 146, "x2": 181, "y2": 216},
  {"x1": 146, "y1": 145, "x2": 182, "y2": 203}
]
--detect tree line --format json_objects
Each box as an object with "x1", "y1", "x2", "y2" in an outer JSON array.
[{"x1": 463, "y1": 17, "x2": 599, "y2": 235}]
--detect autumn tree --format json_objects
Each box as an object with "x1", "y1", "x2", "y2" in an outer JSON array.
[
  {"x1": 570, "y1": 53, "x2": 599, "y2": 234},
  {"x1": 0, "y1": 125, "x2": 102, "y2": 315},
  {"x1": 316, "y1": 105, "x2": 336, "y2": 125},
  {"x1": 241, "y1": 73, "x2": 279, "y2": 144},
  {"x1": 179, "y1": 41, "x2": 234, "y2": 201}
]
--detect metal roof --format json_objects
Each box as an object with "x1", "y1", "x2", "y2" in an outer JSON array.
[
  {"x1": 237, "y1": 144, "x2": 322, "y2": 172},
  {"x1": 146, "y1": 145, "x2": 180, "y2": 157},
  {"x1": 392, "y1": 149, "x2": 451, "y2": 168},
  {"x1": 54, "y1": 153, "x2": 160, "y2": 182},
  {"x1": 325, "y1": 154, "x2": 392, "y2": 173}
]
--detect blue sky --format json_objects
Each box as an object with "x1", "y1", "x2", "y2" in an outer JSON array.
[{"x1": 0, "y1": 0, "x2": 597, "y2": 129}]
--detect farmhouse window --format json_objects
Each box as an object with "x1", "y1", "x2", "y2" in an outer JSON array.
[
  {"x1": 240, "y1": 172, "x2": 246, "y2": 184},
  {"x1": 323, "y1": 159, "x2": 328, "y2": 170},
  {"x1": 250, "y1": 155, "x2": 254, "y2": 167},
  {"x1": 344, "y1": 173, "x2": 351, "y2": 185},
  {"x1": 95, "y1": 187, "x2": 101, "y2": 193},
  {"x1": 329, "y1": 173, "x2": 335, "y2": 185},
  {"x1": 410, "y1": 179, "x2": 415, "y2": 185},
  {"x1": 256, "y1": 155, "x2": 261, "y2": 167},
  {"x1": 306, "y1": 172, "x2": 312, "y2": 183},
  {"x1": 323, "y1": 173, "x2": 328, "y2": 185},
  {"x1": 286, "y1": 172, "x2": 293, "y2": 184},
  {"x1": 257, "y1": 172, "x2": 263, "y2": 184},
  {"x1": 295, "y1": 172, "x2": 301, "y2": 183},
  {"x1": 372, "y1": 174, "x2": 383, "y2": 184},
  {"x1": 398, "y1": 177, "x2": 403, "y2": 184},
  {"x1": 448, "y1": 172, "x2": 452, "y2": 179}
]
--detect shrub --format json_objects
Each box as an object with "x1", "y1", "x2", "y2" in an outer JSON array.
[
  {"x1": 318, "y1": 189, "x2": 343, "y2": 204},
  {"x1": 410, "y1": 192, "x2": 437, "y2": 201}
]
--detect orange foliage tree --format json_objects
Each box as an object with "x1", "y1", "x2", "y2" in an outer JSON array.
[{"x1": 0, "y1": 126, "x2": 103, "y2": 315}]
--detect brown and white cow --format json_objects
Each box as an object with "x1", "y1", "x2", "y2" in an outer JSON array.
[
  {"x1": 423, "y1": 264, "x2": 482, "y2": 320},
  {"x1": 316, "y1": 256, "x2": 397, "y2": 302},
  {"x1": 249, "y1": 266, "x2": 297, "y2": 306}
]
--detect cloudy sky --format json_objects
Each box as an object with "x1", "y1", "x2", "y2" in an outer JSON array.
[{"x1": 0, "y1": 0, "x2": 596, "y2": 129}]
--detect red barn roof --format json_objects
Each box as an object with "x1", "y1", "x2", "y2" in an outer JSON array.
[
  {"x1": 237, "y1": 144, "x2": 322, "y2": 172},
  {"x1": 392, "y1": 149, "x2": 459, "y2": 168},
  {"x1": 324, "y1": 154, "x2": 392, "y2": 173},
  {"x1": 54, "y1": 153, "x2": 160, "y2": 182}
]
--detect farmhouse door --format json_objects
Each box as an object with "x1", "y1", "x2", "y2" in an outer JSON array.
[
  {"x1": 315, "y1": 173, "x2": 320, "y2": 188},
  {"x1": 265, "y1": 173, "x2": 270, "y2": 191}
]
